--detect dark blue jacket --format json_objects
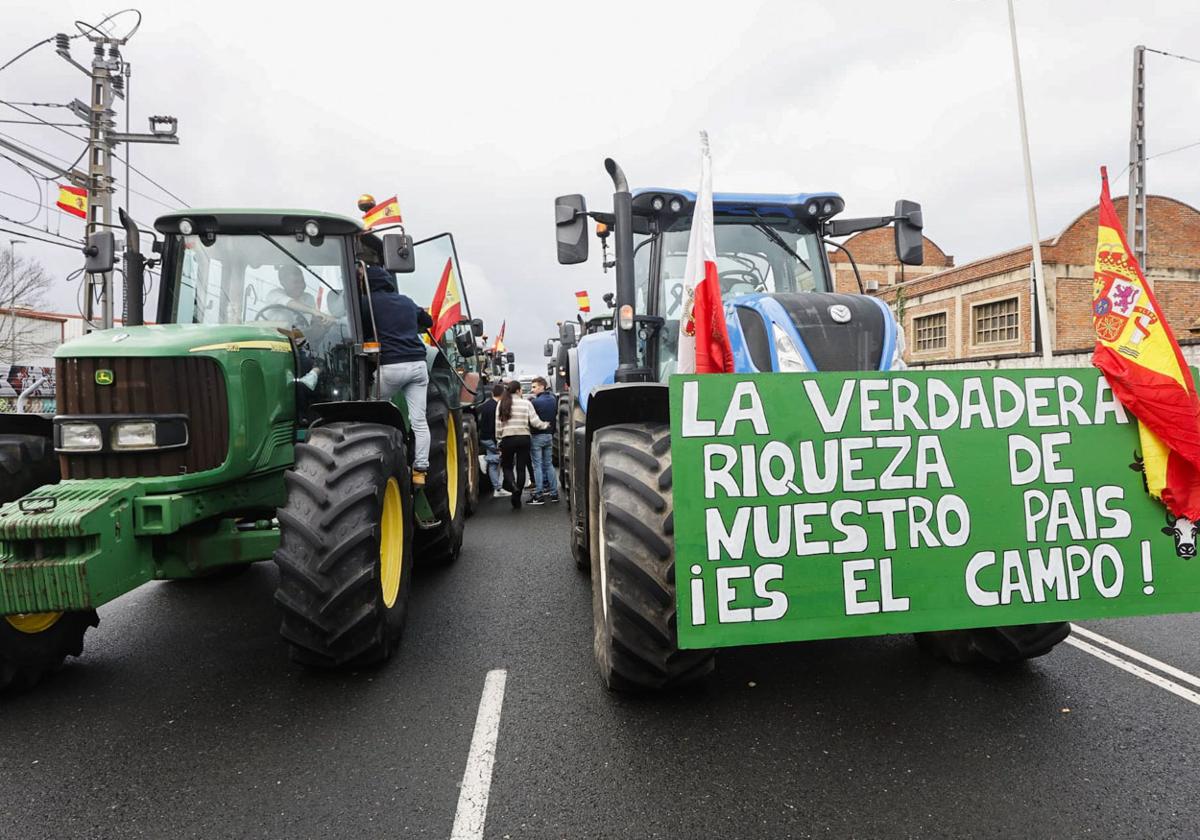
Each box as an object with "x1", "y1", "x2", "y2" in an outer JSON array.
[
  {"x1": 478, "y1": 398, "x2": 498, "y2": 441},
  {"x1": 362, "y1": 266, "x2": 432, "y2": 365},
  {"x1": 530, "y1": 391, "x2": 557, "y2": 430}
]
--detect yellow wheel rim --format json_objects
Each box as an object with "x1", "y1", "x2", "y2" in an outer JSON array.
[
  {"x1": 6, "y1": 612, "x2": 63, "y2": 634},
  {"x1": 380, "y1": 478, "x2": 404, "y2": 608},
  {"x1": 446, "y1": 415, "x2": 459, "y2": 521}
]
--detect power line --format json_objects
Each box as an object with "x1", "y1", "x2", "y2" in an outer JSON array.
[
  {"x1": 1112, "y1": 137, "x2": 1200, "y2": 182},
  {"x1": 1145, "y1": 46, "x2": 1200, "y2": 66},
  {"x1": 109, "y1": 151, "x2": 187, "y2": 206},
  {"x1": 0, "y1": 226, "x2": 80, "y2": 250},
  {"x1": 0, "y1": 36, "x2": 55, "y2": 75}
]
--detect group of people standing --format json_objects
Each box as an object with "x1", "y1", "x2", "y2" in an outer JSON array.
[{"x1": 478, "y1": 378, "x2": 560, "y2": 509}]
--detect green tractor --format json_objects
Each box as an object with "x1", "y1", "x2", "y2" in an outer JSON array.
[{"x1": 0, "y1": 208, "x2": 474, "y2": 689}]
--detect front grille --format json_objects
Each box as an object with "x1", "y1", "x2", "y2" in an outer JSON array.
[
  {"x1": 772, "y1": 293, "x2": 885, "y2": 372},
  {"x1": 56, "y1": 356, "x2": 229, "y2": 479}
]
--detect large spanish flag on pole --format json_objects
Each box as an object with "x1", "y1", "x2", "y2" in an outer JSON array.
[
  {"x1": 677, "y1": 132, "x2": 734, "y2": 374},
  {"x1": 1092, "y1": 166, "x2": 1200, "y2": 519},
  {"x1": 428, "y1": 257, "x2": 463, "y2": 341}
]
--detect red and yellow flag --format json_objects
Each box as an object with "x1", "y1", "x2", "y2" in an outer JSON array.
[
  {"x1": 1092, "y1": 166, "x2": 1200, "y2": 519},
  {"x1": 575, "y1": 290, "x2": 591, "y2": 313},
  {"x1": 362, "y1": 195, "x2": 402, "y2": 229},
  {"x1": 429, "y1": 257, "x2": 463, "y2": 342},
  {"x1": 56, "y1": 185, "x2": 87, "y2": 219},
  {"x1": 492, "y1": 320, "x2": 506, "y2": 353}
]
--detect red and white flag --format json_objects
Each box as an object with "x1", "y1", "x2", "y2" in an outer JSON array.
[{"x1": 677, "y1": 132, "x2": 734, "y2": 374}]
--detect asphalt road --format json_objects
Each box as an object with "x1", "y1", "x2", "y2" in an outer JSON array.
[{"x1": 3, "y1": 495, "x2": 1200, "y2": 839}]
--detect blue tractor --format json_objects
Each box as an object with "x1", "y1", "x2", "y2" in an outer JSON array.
[{"x1": 553, "y1": 158, "x2": 1069, "y2": 691}]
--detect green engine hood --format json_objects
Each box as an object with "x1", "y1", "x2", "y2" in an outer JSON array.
[{"x1": 55, "y1": 323, "x2": 295, "y2": 359}]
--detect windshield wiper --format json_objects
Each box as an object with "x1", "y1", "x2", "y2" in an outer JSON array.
[
  {"x1": 256, "y1": 232, "x2": 337, "y2": 291},
  {"x1": 750, "y1": 213, "x2": 811, "y2": 272}
]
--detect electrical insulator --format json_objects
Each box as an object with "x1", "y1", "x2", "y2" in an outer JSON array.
[
  {"x1": 55, "y1": 33, "x2": 70, "y2": 52},
  {"x1": 112, "y1": 75, "x2": 124, "y2": 93}
]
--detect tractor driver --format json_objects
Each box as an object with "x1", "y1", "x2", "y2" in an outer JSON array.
[{"x1": 266, "y1": 265, "x2": 334, "y2": 329}]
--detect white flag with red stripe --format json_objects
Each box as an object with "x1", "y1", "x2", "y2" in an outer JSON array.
[{"x1": 677, "y1": 132, "x2": 734, "y2": 374}]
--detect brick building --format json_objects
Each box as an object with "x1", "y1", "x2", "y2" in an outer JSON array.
[
  {"x1": 828, "y1": 228, "x2": 954, "y2": 294},
  {"x1": 855, "y1": 195, "x2": 1200, "y2": 364}
]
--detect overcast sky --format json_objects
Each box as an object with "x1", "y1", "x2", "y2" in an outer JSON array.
[{"x1": 3, "y1": 0, "x2": 1200, "y2": 370}]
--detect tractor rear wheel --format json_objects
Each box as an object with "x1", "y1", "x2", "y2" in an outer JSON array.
[
  {"x1": 588, "y1": 423, "x2": 715, "y2": 691},
  {"x1": 462, "y1": 413, "x2": 481, "y2": 517},
  {"x1": 0, "y1": 610, "x2": 98, "y2": 692},
  {"x1": 566, "y1": 405, "x2": 588, "y2": 571},
  {"x1": 0, "y1": 433, "x2": 59, "y2": 505},
  {"x1": 273, "y1": 422, "x2": 415, "y2": 668},
  {"x1": 915, "y1": 622, "x2": 1071, "y2": 665},
  {"x1": 416, "y1": 392, "x2": 467, "y2": 564}
]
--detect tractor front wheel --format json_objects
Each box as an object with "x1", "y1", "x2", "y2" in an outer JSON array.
[
  {"x1": 588, "y1": 422, "x2": 714, "y2": 691},
  {"x1": 566, "y1": 404, "x2": 588, "y2": 572},
  {"x1": 462, "y1": 412, "x2": 481, "y2": 517},
  {"x1": 273, "y1": 422, "x2": 415, "y2": 668},
  {"x1": 0, "y1": 610, "x2": 98, "y2": 692},
  {"x1": 915, "y1": 623, "x2": 1071, "y2": 665},
  {"x1": 0, "y1": 433, "x2": 59, "y2": 505}
]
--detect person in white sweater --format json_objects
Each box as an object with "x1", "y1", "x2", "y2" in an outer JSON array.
[{"x1": 496, "y1": 380, "x2": 548, "y2": 509}]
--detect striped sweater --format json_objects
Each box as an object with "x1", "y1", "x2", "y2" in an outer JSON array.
[{"x1": 496, "y1": 396, "x2": 549, "y2": 439}]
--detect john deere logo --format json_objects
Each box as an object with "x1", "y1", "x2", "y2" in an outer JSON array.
[{"x1": 95, "y1": 369, "x2": 114, "y2": 385}]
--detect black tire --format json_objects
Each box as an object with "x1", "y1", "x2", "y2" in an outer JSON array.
[
  {"x1": 566, "y1": 404, "x2": 588, "y2": 571},
  {"x1": 273, "y1": 422, "x2": 415, "y2": 668},
  {"x1": 0, "y1": 610, "x2": 98, "y2": 692},
  {"x1": 416, "y1": 392, "x2": 467, "y2": 565},
  {"x1": 463, "y1": 413, "x2": 481, "y2": 517},
  {"x1": 915, "y1": 622, "x2": 1071, "y2": 665},
  {"x1": 589, "y1": 423, "x2": 715, "y2": 691},
  {"x1": 553, "y1": 396, "x2": 568, "y2": 472},
  {"x1": 0, "y1": 433, "x2": 59, "y2": 505}
]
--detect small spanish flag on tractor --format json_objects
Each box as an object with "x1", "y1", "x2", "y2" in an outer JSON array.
[
  {"x1": 492, "y1": 320, "x2": 506, "y2": 353},
  {"x1": 1091, "y1": 166, "x2": 1200, "y2": 520},
  {"x1": 362, "y1": 195, "x2": 402, "y2": 229},
  {"x1": 56, "y1": 184, "x2": 87, "y2": 219},
  {"x1": 575, "y1": 290, "x2": 590, "y2": 313},
  {"x1": 429, "y1": 257, "x2": 463, "y2": 342}
]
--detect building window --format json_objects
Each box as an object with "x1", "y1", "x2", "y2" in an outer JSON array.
[
  {"x1": 973, "y1": 297, "x2": 1020, "y2": 344},
  {"x1": 913, "y1": 312, "x2": 947, "y2": 352}
]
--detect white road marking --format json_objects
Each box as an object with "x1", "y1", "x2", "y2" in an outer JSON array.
[
  {"x1": 1065, "y1": 636, "x2": 1200, "y2": 708},
  {"x1": 451, "y1": 669, "x2": 508, "y2": 840},
  {"x1": 1071, "y1": 623, "x2": 1200, "y2": 690}
]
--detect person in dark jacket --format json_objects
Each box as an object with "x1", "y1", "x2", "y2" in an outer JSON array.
[
  {"x1": 478, "y1": 382, "x2": 506, "y2": 496},
  {"x1": 362, "y1": 263, "x2": 434, "y2": 485},
  {"x1": 528, "y1": 376, "x2": 559, "y2": 503}
]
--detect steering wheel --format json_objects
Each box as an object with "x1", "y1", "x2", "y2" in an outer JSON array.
[
  {"x1": 718, "y1": 269, "x2": 764, "y2": 295},
  {"x1": 255, "y1": 303, "x2": 306, "y2": 325}
]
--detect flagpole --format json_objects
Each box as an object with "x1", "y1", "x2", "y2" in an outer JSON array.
[{"x1": 1006, "y1": 0, "x2": 1053, "y2": 363}]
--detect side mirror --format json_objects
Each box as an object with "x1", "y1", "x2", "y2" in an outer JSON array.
[
  {"x1": 83, "y1": 231, "x2": 116, "y2": 273},
  {"x1": 543, "y1": 340, "x2": 554, "y2": 357},
  {"x1": 894, "y1": 200, "x2": 924, "y2": 266},
  {"x1": 506, "y1": 351, "x2": 515, "y2": 363},
  {"x1": 382, "y1": 233, "x2": 416, "y2": 273},
  {"x1": 455, "y1": 331, "x2": 475, "y2": 357},
  {"x1": 555, "y1": 194, "x2": 589, "y2": 265},
  {"x1": 559, "y1": 321, "x2": 578, "y2": 348},
  {"x1": 470, "y1": 318, "x2": 484, "y2": 337},
  {"x1": 507, "y1": 363, "x2": 515, "y2": 373}
]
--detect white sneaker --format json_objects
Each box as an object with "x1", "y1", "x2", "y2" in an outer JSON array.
[{"x1": 494, "y1": 488, "x2": 512, "y2": 498}]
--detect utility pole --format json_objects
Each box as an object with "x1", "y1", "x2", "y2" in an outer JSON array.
[
  {"x1": 1005, "y1": 0, "x2": 1053, "y2": 363},
  {"x1": 56, "y1": 19, "x2": 179, "y2": 331},
  {"x1": 7, "y1": 240, "x2": 26, "y2": 365},
  {"x1": 1127, "y1": 44, "x2": 1148, "y2": 272}
]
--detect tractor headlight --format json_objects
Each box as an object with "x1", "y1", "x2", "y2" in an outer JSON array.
[
  {"x1": 651, "y1": 195, "x2": 665, "y2": 211},
  {"x1": 771, "y1": 323, "x2": 810, "y2": 373},
  {"x1": 669, "y1": 197, "x2": 683, "y2": 213},
  {"x1": 178, "y1": 218, "x2": 194, "y2": 235},
  {"x1": 59, "y1": 422, "x2": 103, "y2": 452},
  {"x1": 303, "y1": 219, "x2": 320, "y2": 238},
  {"x1": 112, "y1": 421, "x2": 157, "y2": 450}
]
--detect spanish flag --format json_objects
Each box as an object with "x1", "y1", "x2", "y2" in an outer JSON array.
[
  {"x1": 56, "y1": 185, "x2": 87, "y2": 219},
  {"x1": 1092, "y1": 167, "x2": 1200, "y2": 519},
  {"x1": 429, "y1": 257, "x2": 463, "y2": 342},
  {"x1": 492, "y1": 320, "x2": 506, "y2": 353},
  {"x1": 362, "y1": 195, "x2": 402, "y2": 229},
  {"x1": 575, "y1": 290, "x2": 591, "y2": 313}
]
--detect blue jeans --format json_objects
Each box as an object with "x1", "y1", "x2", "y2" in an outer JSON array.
[
  {"x1": 378, "y1": 360, "x2": 430, "y2": 470},
  {"x1": 530, "y1": 432, "x2": 558, "y2": 496},
  {"x1": 482, "y1": 439, "x2": 502, "y2": 491}
]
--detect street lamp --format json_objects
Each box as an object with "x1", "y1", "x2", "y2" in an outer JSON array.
[{"x1": 7, "y1": 239, "x2": 25, "y2": 366}]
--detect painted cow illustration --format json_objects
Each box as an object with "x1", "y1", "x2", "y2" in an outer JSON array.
[{"x1": 1162, "y1": 513, "x2": 1199, "y2": 558}]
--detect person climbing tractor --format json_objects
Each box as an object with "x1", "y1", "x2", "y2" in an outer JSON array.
[{"x1": 362, "y1": 259, "x2": 434, "y2": 486}]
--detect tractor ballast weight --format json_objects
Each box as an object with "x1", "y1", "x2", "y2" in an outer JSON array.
[
  {"x1": 554, "y1": 159, "x2": 1069, "y2": 691},
  {"x1": 0, "y1": 208, "x2": 474, "y2": 691}
]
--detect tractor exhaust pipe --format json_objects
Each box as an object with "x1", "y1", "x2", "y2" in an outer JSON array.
[
  {"x1": 604, "y1": 158, "x2": 644, "y2": 383},
  {"x1": 118, "y1": 208, "x2": 144, "y2": 327}
]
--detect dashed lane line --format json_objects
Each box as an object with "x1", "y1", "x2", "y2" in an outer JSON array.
[
  {"x1": 450, "y1": 669, "x2": 508, "y2": 840},
  {"x1": 1066, "y1": 628, "x2": 1200, "y2": 708}
]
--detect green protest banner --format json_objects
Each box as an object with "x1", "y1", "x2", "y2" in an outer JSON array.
[{"x1": 669, "y1": 369, "x2": 1200, "y2": 650}]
